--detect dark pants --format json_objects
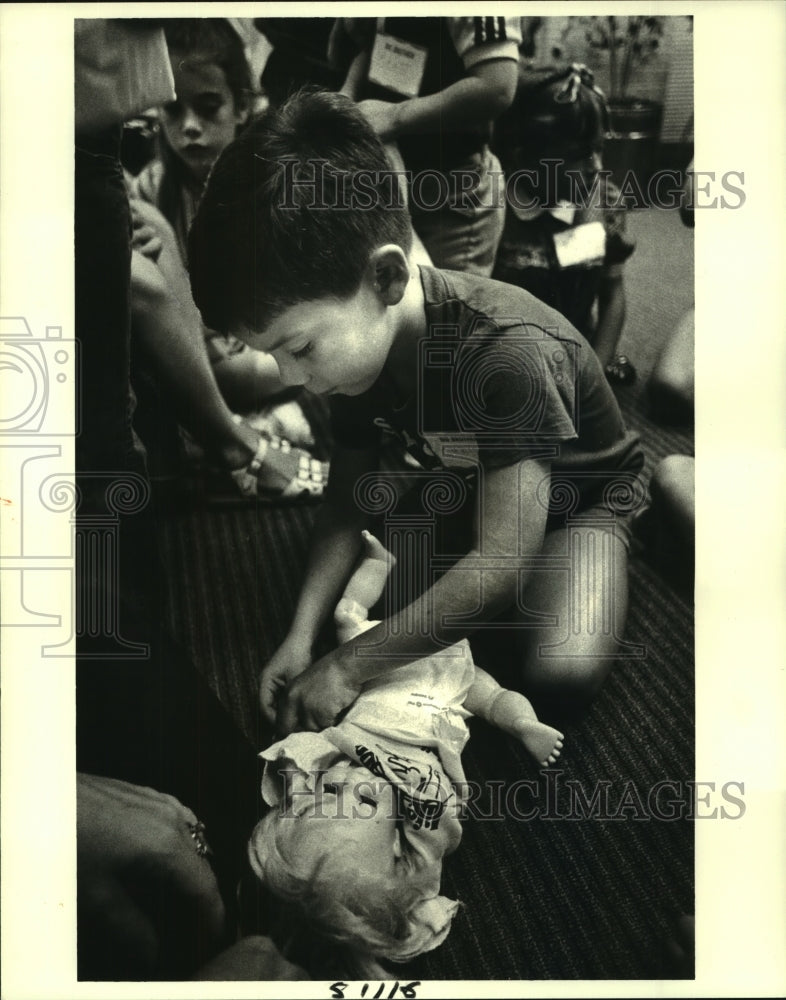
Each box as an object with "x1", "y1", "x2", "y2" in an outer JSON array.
[
  {"x1": 74, "y1": 126, "x2": 262, "y2": 976},
  {"x1": 74, "y1": 126, "x2": 143, "y2": 479}
]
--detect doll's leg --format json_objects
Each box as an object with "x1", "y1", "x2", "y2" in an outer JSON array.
[
  {"x1": 335, "y1": 531, "x2": 396, "y2": 643},
  {"x1": 464, "y1": 666, "x2": 564, "y2": 767}
]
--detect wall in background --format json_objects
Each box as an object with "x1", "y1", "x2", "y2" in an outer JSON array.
[{"x1": 522, "y1": 16, "x2": 693, "y2": 144}]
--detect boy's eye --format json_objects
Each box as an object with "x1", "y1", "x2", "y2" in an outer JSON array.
[
  {"x1": 322, "y1": 782, "x2": 340, "y2": 794},
  {"x1": 357, "y1": 794, "x2": 378, "y2": 811},
  {"x1": 195, "y1": 98, "x2": 224, "y2": 118},
  {"x1": 290, "y1": 343, "x2": 313, "y2": 361},
  {"x1": 162, "y1": 101, "x2": 180, "y2": 118}
]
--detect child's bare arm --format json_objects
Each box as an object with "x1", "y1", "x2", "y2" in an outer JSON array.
[{"x1": 276, "y1": 456, "x2": 551, "y2": 733}]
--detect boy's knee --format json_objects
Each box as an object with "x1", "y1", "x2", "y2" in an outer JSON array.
[
  {"x1": 523, "y1": 652, "x2": 612, "y2": 712},
  {"x1": 650, "y1": 455, "x2": 695, "y2": 514}
]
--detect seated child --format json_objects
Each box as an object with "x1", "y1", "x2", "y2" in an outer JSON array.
[
  {"x1": 249, "y1": 531, "x2": 563, "y2": 974},
  {"x1": 492, "y1": 64, "x2": 637, "y2": 384},
  {"x1": 188, "y1": 89, "x2": 644, "y2": 737}
]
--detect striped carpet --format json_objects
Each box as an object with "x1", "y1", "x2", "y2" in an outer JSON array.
[{"x1": 152, "y1": 207, "x2": 695, "y2": 979}]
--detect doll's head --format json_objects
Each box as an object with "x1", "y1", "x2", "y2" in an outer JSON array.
[{"x1": 249, "y1": 756, "x2": 459, "y2": 974}]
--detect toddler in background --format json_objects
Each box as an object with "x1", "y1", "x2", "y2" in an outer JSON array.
[
  {"x1": 250, "y1": 531, "x2": 563, "y2": 976},
  {"x1": 492, "y1": 64, "x2": 638, "y2": 385}
]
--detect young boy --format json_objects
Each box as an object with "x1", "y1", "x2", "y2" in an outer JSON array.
[{"x1": 188, "y1": 90, "x2": 645, "y2": 736}]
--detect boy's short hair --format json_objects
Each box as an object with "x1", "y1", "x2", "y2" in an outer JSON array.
[{"x1": 188, "y1": 89, "x2": 413, "y2": 334}]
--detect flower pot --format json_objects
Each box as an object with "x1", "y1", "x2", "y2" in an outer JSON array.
[{"x1": 603, "y1": 98, "x2": 664, "y2": 206}]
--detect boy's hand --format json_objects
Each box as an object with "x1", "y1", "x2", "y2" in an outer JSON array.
[
  {"x1": 259, "y1": 637, "x2": 312, "y2": 726},
  {"x1": 276, "y1": 652, "x2": 362, "y2": 735}
]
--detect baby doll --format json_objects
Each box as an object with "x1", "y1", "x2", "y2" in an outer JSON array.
[{"x1": 248, "y1": 531, "x2": 563, "y2": 975}]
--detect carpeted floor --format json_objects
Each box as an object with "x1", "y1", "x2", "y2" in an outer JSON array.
[{"x1": 151, "y1": 205, "x2": 695, "y2": 980}]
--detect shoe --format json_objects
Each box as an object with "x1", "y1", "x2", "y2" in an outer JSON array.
[
  {"x1": 604, "y1": 354, "x2": 637, "y2": 385},
  {"x1": 229, "y1": 431, "x2": 328, "y2": 502}
]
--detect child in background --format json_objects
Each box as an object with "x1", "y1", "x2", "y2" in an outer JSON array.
[
  {"x1": 128, "y1": 19, "x2": 328, "y2": 500},
  {"x1": 131, "y1": 18, "x2": 284, "y2": 414},
  {"x1": 492, "y1": 64, "x2": 638, "y2": 385},
  {"x1": 188, "y1": 90, "x2": 644, "y2": 738},
  {"x1": 249, "y1": 531, "x2": 563, "y2": 976},
  {"x1": 330, "y1": 16, "x2": 521, "y2": 277}
]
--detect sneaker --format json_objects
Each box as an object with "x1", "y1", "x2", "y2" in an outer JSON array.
[{"x1": 605, "y1": 354, "x2": 637, "y2": 385}]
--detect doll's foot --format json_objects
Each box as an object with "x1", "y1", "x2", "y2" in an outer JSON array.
[
  {"x1": 339, "y1": 531, "x2": 396, "y2": 614},
  {"x1": 334, "y1": 597, "x2": 373, "y2": 643},
  {"x1": 488, "y1": 690, "x2": 564, "y2": 767}
]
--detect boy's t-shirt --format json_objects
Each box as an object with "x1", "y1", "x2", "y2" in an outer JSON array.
[{"x1": 331, "y1": 265, "x2": 643, "y2": 517}]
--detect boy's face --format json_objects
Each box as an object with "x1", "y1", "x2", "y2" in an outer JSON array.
[
  {"x1": 237, "y1": 278, "x2": 396, "y2": 398},
  {"x1": 162, "y1": 56, "x2": 246, "y2": 183}
]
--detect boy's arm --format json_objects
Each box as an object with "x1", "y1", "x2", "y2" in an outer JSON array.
[
  {"x1": 276, "y1": 456, "x2": 551, "y2": 733},
  {"x1": 357, "y1": 57, "x2": 517, "y2": 143},
  {"x1": 258, "y1": 444, "x2": 378, "y2": 724}
]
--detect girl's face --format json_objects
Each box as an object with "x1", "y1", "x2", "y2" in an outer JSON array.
[{"x1": 161, "y1": 54, "x2": 247, "y2": 183}]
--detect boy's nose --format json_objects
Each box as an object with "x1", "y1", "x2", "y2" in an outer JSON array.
[
  {"x1": 276, "y1": 357, "x2": 309, "y2": 387},
  {"x1": 181, "y1": 110, "x2": 202, "y2": 136}
]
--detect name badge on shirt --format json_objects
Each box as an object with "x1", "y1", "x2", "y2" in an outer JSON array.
[
  {"x1": 368, "y1": 32, "x2": 427, "y2": 98},
  {"x1": 553, "y1": 221, "x2": 606, "y2": 268}
]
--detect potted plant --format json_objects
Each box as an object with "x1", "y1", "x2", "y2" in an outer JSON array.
[{"x1": 556, "y1": 15, "x2": 672, "y2": 200}]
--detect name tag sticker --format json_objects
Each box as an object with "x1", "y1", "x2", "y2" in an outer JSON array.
[
  {"x1": 368, "y1": 32, "x2": 427, "y2": 98},
  {"x1": 553, "y1": 221, "x2": 607, "y2": 268}
]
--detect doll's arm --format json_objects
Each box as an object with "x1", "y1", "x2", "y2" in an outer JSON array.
[
  {"x1": 334, "y1": 531, "x2": 396, "y2": 644},
  {"x1": 464, "y1": 666, "x2": 564, "y2": 768}
]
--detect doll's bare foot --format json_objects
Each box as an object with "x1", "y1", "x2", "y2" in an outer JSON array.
[
  {"x1": 340, "y1": 531, "x2": 396, "y2": 612},
  {"x1": 334, "y1": 597, "x2": 371, "y2": 644},
  {"x1": 488, "y1": 689, "x2": 564, "y2": 767}
]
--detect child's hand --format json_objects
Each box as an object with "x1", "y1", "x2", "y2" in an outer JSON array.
[
  {"x1": 276, "y1": 653, "x2": 362, "y2": 735},
  {"x1": 130, "y1": 202, "x2": 163, "y2": 262},
  {"x1": 259, "y1": 637, "x2": 312, "y2": 727}
]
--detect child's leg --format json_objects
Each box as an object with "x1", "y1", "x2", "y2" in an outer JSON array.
[
  {"x1": 514, "y1": 522, "x2": 631, "y2": 711},
  {"x1": 334, "y1": 531, "x2": 396, "y2": 644},
  {"x1": 637, "y1": 455, "x2": 695, "y2": 590},
  {"x1": 464, "y1": 666, "x2": 564, "y2": 767},
  {"x1": 648, "y1": 308, "x2": 694, "y2": 425}
]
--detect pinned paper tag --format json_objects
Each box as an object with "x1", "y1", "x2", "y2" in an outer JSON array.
[
  {"x1": 553, "y1": 221, "x2": 606, "y2": 268},
  {"x1": 369, "y1": 32, "x2": 427, "y2": 97}
]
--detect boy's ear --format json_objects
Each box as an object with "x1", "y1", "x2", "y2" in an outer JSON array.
[{"x1": 368, "y1": 245, "x2": 411, "y2": 306}]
